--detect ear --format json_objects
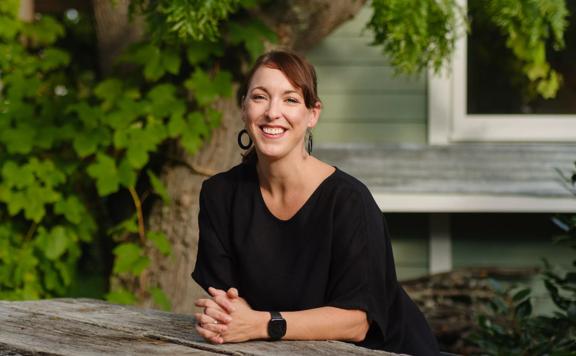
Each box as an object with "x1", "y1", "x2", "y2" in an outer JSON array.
[{"x1": 307, "y1": 101, "x2": 322, "y2": 128}]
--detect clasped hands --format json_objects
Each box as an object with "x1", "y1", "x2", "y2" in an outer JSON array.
[{"x1": 194, "y1": 286, "x2": 266, "y2": 344}]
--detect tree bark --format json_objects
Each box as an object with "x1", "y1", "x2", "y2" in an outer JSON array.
[
  {"x1": 143, "y1": 0, "x2": 367, "y2": 314},
  {"x1": 92, "y1": 0, "x2": 144, "y2": 75}
]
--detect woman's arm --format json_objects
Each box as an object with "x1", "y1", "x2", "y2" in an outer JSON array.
[{"x1": 195, "y1": 287, "x2": 369, "y2": 344}]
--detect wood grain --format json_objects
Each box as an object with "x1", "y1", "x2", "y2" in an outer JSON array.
[{"x1": 0, "y1": 299, "x2": 399, "y2": 356}]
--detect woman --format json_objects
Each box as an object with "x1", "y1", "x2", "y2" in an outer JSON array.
[{"x1": 192, "y1": 50, "x2": 439, "y2": 355}]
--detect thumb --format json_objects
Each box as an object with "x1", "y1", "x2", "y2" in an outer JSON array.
[{"x1": 227, "y1": 287, "x2": 239, "y2": 299}]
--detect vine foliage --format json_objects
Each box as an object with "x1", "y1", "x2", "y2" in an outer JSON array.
[
  {"x1": 368, "y1": 0, "x2": 569, "y2": 99},
  {"x1": 467, "y1": 165, "x2": 576, "y2": 354},
  {"x1": 0, "y1": 0, "x2": 275, "y2": 307}
]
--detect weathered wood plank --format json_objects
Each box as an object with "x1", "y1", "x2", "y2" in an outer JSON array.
[
  {"x1": 315, "y1": 143, "x2": 576, "y2": 197},
  {"x1": 0, "y1": 304, "x2": 216, "y2": 355},
  {"x1": 0, "y1": 299, "x2": 399, "y2": 356}
]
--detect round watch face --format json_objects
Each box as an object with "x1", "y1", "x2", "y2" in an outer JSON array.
[{"x1": 268, "y1": 318, "x2": 287, "y2": 340}]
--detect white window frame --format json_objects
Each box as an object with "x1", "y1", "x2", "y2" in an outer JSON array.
[{"x1": 429, "y1": 0, "x2": 576, "y2": 145}]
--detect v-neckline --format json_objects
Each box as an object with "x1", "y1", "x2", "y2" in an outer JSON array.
[{"x1": 254, "y1": 166, "x2": 338, "y2": 223}]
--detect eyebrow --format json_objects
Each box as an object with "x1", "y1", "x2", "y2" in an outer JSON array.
[{"x1": 250, "y1": 86, "x2": 301, "y2": 96}]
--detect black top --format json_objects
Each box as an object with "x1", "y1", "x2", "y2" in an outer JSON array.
[{"x1": 192, "y1": 163, "x2": 439, "y2": 355}]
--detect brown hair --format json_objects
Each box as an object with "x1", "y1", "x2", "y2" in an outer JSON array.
[{"x1": 238, "y1": 50, "x2": 321, "y2": 163}]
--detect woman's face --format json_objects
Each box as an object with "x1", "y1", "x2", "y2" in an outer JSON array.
[{"x1": 242, "y1": 65, "x2": 320, "y2": 161}]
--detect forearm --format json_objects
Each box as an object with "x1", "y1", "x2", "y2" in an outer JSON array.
[{"x1": 252, "y1": 307, "x2": 369, "y2": 342}]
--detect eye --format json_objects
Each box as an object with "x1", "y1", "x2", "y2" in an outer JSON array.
[
  {"x1": 251, "y1": 94, "x2": 267, "y2": 101},
  {"x1": 286, "y1": 97, "x2": 300, "y2": 104}
]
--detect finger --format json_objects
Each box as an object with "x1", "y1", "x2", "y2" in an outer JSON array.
[
  {"x1": 195, "y1": 324, "x2": 224, "y2": 344},
  {"x1": 208, "y1": 286, "x2": 227, "y2": 297},
  {"x1": 212, "y1": 294, "x2": 236, "y2": 313},
  {"x1": 204, "y1": 307, "x2": 233, "y2": 324},
  {"x1": 195, "y1": 298, "x2": 225, "y2": 312},
  {"x1": 227, "y1": 288, "x2": 239, "y2": 299},
  {"x1": 194, "y1": 312, "x2": 230, "y2": 330}
]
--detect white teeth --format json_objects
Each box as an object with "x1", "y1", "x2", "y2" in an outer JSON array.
[{"x1": 262, "y1": 127, "x2": 285, "y2": 135}]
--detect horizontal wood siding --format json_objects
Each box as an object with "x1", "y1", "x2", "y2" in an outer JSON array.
[
  {"x1": 305, "y1": 6, "x2": 427, "y2": 145},
  {"x1": 451, "y1": 213, "x2": 573, "y2": 314},
  {"x1": 451, "y1": 214, "x2": 572, "y2": 269},
  {"x1": 386, "y1": 213, "x2": 430, "y2": 281}
]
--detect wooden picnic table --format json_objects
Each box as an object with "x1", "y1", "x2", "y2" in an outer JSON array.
[{"x1": 0, "y1": 298, "x2": 398, "y2": 355}]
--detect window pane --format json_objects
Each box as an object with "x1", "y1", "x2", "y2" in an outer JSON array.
[{"x1": 467, "y1": 1, "x2": 576, "y2": 115}]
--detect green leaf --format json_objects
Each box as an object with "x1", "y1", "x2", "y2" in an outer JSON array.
[
  {"x1": 123, "y1": 124, "x2": 166, "y2": 169},
  {"x1": 186, "y1": 41, "x2": 224, "y2": 65},
  {"x1": 185, "y1": 69, "x2": 233, "y2": 106},
  {"x1": 3, "y1": 190, "x2": 26, "y2": 217},
  {"x1": 107, "y1": 215, "x2": 139, "y2": 236},
  {"x1": 0, "y1": 124, "x2": 36, "y2": 154},
  {"x1": 73, "y1": 127, "x2": 110, "y2": 158},
  {"x1": 41, "y1": 261, "x2": 62, "y2": 293},
  {"x1": 512, "y1": 288, "x2": 531, "y2": 302},
  {"x1": 0, "y1": 0, "x2": 20, "y2": 15},
  {"x1": 147, "y1": 171, "x2": 170, "y2": 204},
  {"x1": 514, "y1": 298, "x2": 532, "y2": 320},
  {"x1": 66, "y1": 102, "x2": 102, "y2": 128},
  {"x1": 147, "y1": 231, "x2": 171, "y2": 256},
  {"x1": 118, "y1": 158, "x2": 137, "y2": 188},
  {"x1": 205, "y1": 107, "x2": 222, "y2": 129},
  {"x1": 40, "y1": 48, "x2": 70, "y2": 71},
  {"x1": 150, "y1": 287, "x2": 172, "y2": 311},
  {"x1": 35, "y1": 226, "x2": 69, "y2": 260},
  {"x1": 228, "y1": 20, "x2": 277, "y2": 60},
  {"x1": 54, "y1": 196, "x2": 84, "y2": 224},
  {"x1": 0, "y1": 16, "x2": 21, "y2": 40},
  {"x1": 86, "y1": 153, "x2": 120, "y2": 196},
  {"x1": 29, "y1": 158, "x2": 65, "y2": 188},
  {"x1": 168, "y1": 112, "x2": 186, "y2": 137},
  {"x1": 21, "y1": 16, "x2": 64, "y2": 46},
  {"x1": 132, "y1": 255, "x2": 150, "y2": 276},
  {"x1": 126, "y1": 142, "x2": 150, "y2": 170},
  {"x1": 112, "y1": 242, "x2": 143, "y2": 274},
  {"x1": 144, "y1": 46, "x2": 164, "y2": 81},
  {"x1": 94, "y1": 79, "x2": 123, "y2": 110},
  {"x1": 106, "y1": 288, "x2": 137, "y2": 305},
  {"x1": 180, "y1": 112, "x2": 208, "y2": 154},
  {"x1": 53, "y1": 259, "x2": 74, "y2": 287},
  {"x1": 147, "y1": 84, "x2": 181, "y2": 118},
  {"x1": 4, "y1": 71, "x2": 40, "y2": 100},
  {"x1": 1, "y1": 160, "x2": 34, "y2": 189},
  {"x1": 162, "y1": 48, "x2": 181, "y2": 75}
]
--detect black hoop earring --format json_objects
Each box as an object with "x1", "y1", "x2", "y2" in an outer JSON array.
[
  {"x1": 306, "y1": 130, "x2": 313, "y2": 154},
  {"x1": 237, "y1": 129, "x2": 253, "y2": 149}
]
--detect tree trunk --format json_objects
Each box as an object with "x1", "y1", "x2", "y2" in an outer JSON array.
[
  {"x1": 144, "y1": 0, "x2": 367, "y2": 314},
  {"x1": 92, "y1": 0, "x2": 144, "y2": 75}
]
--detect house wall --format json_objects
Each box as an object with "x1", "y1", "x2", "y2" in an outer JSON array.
[
  {"x1": 306, "y1": 6, "x2": 430, "y2": 281},
  {"x1": 305, "y1": 6, "x2": 427, "y2": 144},
  {"x1": 306, "y1": 4, "x2": 575, "y2": 302}
]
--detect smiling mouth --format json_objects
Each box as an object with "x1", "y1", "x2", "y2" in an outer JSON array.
[{"x1": 260, "y1": 126, "x2": 286, "y2": 137}]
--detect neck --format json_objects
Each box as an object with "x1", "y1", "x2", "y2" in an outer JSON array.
[{"x1": 256, "y1": 152, "x2": 313, "y2": 194}]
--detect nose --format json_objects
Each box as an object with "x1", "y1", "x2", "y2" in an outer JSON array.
[{"x1": 266, "y1": 98, "x2": 282, "y2": 120}]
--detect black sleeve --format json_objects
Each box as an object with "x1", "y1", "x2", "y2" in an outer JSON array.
[
  {"x1": 191, "y1": 180, "x2": 237, "y2": 292},
  {"x1": 324, "y1": 190, "x2": 371, "y2": 313},
  {"x1": 325, "y1": 187, "x2": 439, "y2": 355}
]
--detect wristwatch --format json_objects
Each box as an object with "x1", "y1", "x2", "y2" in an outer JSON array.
[{"x1": 267, "y1": 311, "x2": 286, "y2": 341}]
